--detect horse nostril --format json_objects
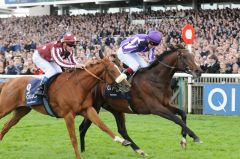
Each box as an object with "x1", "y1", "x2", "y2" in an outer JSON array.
[{"x1": 195, "y1": 69, "x2": 202, "y2": 76}]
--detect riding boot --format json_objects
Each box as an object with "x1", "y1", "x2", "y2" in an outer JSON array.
[
  {"x1": 35, "y1": 77, "x2": 48, "y2": 96},
  {"x1": 123, "y1": 67, "x2": 134, "y2": 79}
]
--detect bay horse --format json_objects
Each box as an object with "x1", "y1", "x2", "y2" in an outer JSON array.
[
  {"x1": 79, "y1": 45, "x2": 203, "y2": 156},
  {"x1": 0, "y1": 57, "x2": 131, "y2": 159}
]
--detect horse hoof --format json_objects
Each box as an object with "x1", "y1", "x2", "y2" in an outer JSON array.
[
  {"x1": 194, "y1": 138, "x2": 203, "y2": 144},
  {"x1": 80, "y1": 148, "x2": 85, "y2": 153},
  {"x1": 180, "y1": 141, "x2": 187, "y2": 149},
  {"x1": 122, "y1": 139, "x2": 131, "y2": 146},
  {"x1": 180, "y1": 138, "x2": 187, "y2": 149},
  {"x1": 136, "y1": 149, "x2": 148, "y2": 157}
]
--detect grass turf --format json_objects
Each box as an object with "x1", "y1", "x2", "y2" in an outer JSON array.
[{"x1": 0, "y1": 111, "x2": 240, "y2": 159}]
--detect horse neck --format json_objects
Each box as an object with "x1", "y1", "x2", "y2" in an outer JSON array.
[
  {"x1": 148, "y1": 54, "x2": 178, "y2": 83},
  {"x1": 76, "y1": 63, "x2": 105, "y2": 92}
]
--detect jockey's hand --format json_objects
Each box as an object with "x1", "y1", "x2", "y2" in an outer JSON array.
[{"x1": 76, "y1": 63, "x2": 85, "y2": 69}]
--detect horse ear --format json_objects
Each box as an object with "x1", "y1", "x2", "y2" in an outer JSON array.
[
  {"x1": 104, "y1": 55, "x2": 111, "y2": 60},
  {"x1": 102, "y1": 56, "x2": 110, "y2": 62},
  {"x1": 98, "y1": 50, "x2": 104, "y2": 59},
  {"x1": 85, "y1": 59, "x2": 94, "y2": 65},
  {"x1": 176, "y1": 44, "x2": 185, "y2": 50},
  {"x1": 167, "y1": 44, "x2": 175, "y2": 51}
]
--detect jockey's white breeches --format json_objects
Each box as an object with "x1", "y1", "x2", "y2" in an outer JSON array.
[
  {"x1": 32, "y1": 50, "x2": 62, "y2": 78},
  {"x1": 117, "y1": 48, "x2": 148, "y2": 72}
]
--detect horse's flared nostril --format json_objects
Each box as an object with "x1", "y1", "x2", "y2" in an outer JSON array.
[
  {"x1": 198, "y1": 69, "x2": 203, "y2": 76},
  {"x1": 194, "y1": 69, "x2": 202, "y2": 77}
]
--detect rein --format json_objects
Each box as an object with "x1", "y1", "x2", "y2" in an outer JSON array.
[
  {"x1": 157, "y1": 51, "x2": 182, "y2": 69},
  {"x1": 157, "y1": 50, "x2": 192, "y2": 73},
  {"x1": 83, "y1": 63, "x2": 119, "y2": 84},
  {"x1": 51, "y1": 63, "x2": 125, "y2": 96},
  {"x1": 157, "y1": 60, "x2": 177, "y2": 69},
  {"x1": 49, "y1": 66, "x2": 106, "y2": 97},
  {"x1": 84, "y1": 67, "x2": 104, "y2": 82}
]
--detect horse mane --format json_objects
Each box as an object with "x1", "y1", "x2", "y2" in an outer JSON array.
[
  {"x1": 84, "y1": 58, "x2": 104, "y2": 68},
  {"x1": 64, "y1": 58, "x2": 110, "y2": 74},
  {"x1": 147, "y1": 44, "x2": 185, "y2": 70},
  {"x1": 63, "y1": 59, "x2": 100, "y2": 74},
  {"x1": 85, "y1": 57, "x2": 109, "y2": 68}
]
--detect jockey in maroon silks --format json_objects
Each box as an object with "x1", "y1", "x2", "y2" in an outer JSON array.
[{"x1": 32, "y1": 33, "x2": 85, "y2": 96}]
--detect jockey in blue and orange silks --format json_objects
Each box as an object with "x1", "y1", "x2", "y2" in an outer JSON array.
[
  {"x1": 117, "y1": 30, "x2": 162, "y2": 78},
  {"x1": 32, "y1": 33, "x2": 85, "y2": 96}
]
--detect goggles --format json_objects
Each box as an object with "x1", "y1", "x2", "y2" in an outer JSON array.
[
  {"x1": 66, "y1": 42, "x2": 76, "y2": 47},
  {"x1": 149, "y1": 41, "x2": 159, "y2": 46}
]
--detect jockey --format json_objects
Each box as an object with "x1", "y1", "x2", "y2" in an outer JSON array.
[
  {"x1": 117, "y1": 30, "x2": 162, "y2": 77},
  {"x1": 32, "y1": 33, "x2": 85, "y2": 96}
]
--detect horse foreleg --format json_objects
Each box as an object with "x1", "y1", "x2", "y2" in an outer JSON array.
[
  {"x1": 0, "y1": 107, "x2": 31, "y2": 141},
  {"x1": 152, "y1": 105, "x2": 202, "y2": 144},
  {"x1": 64, "y1": 112, "x2": 81, "y2": 159},
  {"x1": 79, "y1": 104, "x2": 101, "y2": 152},
  {"x1": 167, "y1": 105, "x2": 187, "y2": 148},
  {"x1": 79, "y1": 118, "x2": 93, "y2": 152},
  {"x1": 85, "y1": 107, "x2": 131, "y2": 146},
  {"x1": 105, "y1": 107, "x2": 147, "y2": 157},
  {"x1": 113, "y1": 112, "x2": 147, "y2": 156},
  {"x1": 0, "y1": 105, "x2": 15, "y2": 120}
]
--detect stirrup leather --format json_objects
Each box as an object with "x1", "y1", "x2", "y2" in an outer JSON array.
[{"x1": 35, "y1": 84, "x2": 45, "y2": 96}]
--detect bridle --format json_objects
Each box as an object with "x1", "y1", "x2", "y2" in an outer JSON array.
[
  {"x1": 102, "y1": 62, "x2": 127, "y2": 89},
  {"x1": 83, "y1": 62, "x2": 122, "y2": 86},
  {"x1": 84, "y1": 67, "x2": 104, "y2": 82},
  {"x1": 157, "y1": 49, "x2": 192, "y2": 73}
]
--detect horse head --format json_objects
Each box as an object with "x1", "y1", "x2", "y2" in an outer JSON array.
[
  {"x1": 172, "y1": 45, "x2": 202, "y2": 78},
  {"x1": 154, "y1": 44, "x2": 202, "y2": 78},
  {"x1": 100, "y1": 57, "x2": 131, "y2": 92}
]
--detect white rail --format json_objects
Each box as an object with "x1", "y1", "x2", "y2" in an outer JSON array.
[
  {"x1": 1, "y1": 73, "x2": 240, "y2": 113},
  {"x1": 0, "y1": 75, "x2": 42, "y2": 78}
]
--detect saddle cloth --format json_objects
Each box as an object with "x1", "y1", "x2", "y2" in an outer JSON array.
[
  {"x1": 26, "y1": 79, "x2": 43, "y2": 106},
  {"x1": 25, "y1": 74, "x2": 60, "y2": 117},
  {"x1": 104, "y1": 85, "x2": 131, "y2": 100},
  {"x1": 104, "y1": 69, "x2": 141, "y2": 113},
  {"x1": 104, "y1": 68, "x2": 138, "y2": 101}
]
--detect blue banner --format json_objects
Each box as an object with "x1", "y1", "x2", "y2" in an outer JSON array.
[
  {"x1": 5, "y1": 0, "x2": 36, "y2": 4},
  {"x1": 203, "y1": 84, "x2": 240, "y2": 115},
  {"x1": 5, "y1": 0, "x2": 65, "y2": 4}
]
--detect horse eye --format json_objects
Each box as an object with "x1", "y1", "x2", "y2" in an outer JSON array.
[{"x1": 110, "y1": 70, "x2": 116, "y2": 74}]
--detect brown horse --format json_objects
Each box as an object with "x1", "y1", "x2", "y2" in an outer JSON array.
[
  {"x1": 0, "y1": 57, "x2": 131, "y2": 159},
  {"x1": 79, "y1": 45, "x2": 203, "y2": 156}
]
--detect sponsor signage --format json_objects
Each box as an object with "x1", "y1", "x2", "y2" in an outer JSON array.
[{"x1": 203, "y1": 84, "x2": 240, "y2": 115}]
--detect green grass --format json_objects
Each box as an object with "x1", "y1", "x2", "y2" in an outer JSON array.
[{"x1": 0, "y1": 112, "x2": 240, "y2": 159}]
